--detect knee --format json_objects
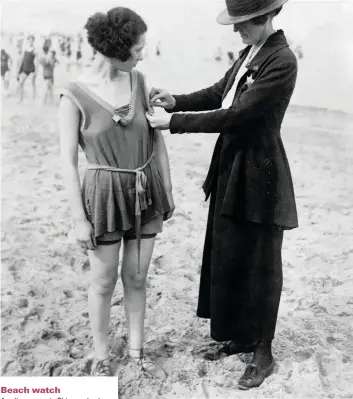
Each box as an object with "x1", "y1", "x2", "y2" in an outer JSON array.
[
  {"x1": 90, "y1": 273, "x2": 117, "y2": 295},
  {"x1": 122, "y1": 273, "x2": 147, "y2": 290}
]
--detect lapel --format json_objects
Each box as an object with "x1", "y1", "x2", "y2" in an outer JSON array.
[
  {"x1": 222, "y1": 30, "x2": 290, "y2": 101},
  {"x1": 246, "y1": 30, "x2": 289, "y2": 75},
  {"x1": 222, "y1": 46, "x2": 251, "y2": 101}
]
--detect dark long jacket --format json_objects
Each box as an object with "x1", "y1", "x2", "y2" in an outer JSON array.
[{"x1": 169, "y1": 30, "x2": 298, "y2": 229}]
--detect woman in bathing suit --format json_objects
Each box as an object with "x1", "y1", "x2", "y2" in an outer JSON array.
[
  {"x1": 59, "y1": 7, "x2": 175, "y2": 377},
  {"x1": 17, "y1": 35, "x2": 38, "y2": 102}
]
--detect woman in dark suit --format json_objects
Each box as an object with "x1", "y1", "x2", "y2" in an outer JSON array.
[{"x1": 147, "y1": 0, "x2": 298, "y2": 390}]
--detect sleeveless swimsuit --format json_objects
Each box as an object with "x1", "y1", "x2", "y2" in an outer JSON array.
[{"x1": 60, "y1": 70, "x2": 173, "y2": 272}]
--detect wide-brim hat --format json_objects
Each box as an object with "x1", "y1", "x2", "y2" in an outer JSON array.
[{"x1": 217, "y1": 0, "x2": 288, "y2": 25}]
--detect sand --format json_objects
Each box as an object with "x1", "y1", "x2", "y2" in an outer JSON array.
[{"x1": 1, "y1": 56, "x2": 353, "y2": 399}]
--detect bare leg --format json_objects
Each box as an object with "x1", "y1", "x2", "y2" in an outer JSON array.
[
  {"x1": 121, "y1": 237, "x2": 155, "y2": 352},
  {"x1": 2, "y1": 73, "x2": 10, "y2": 96},
  {"x1": 1, "y1": 76, "x2": 6, "y2": 95},
  {"x1": 121, "y1": 236, "x2": 166, "y2": 379},
  {"x1": 17, "y1": 73, "x2": 28, "y2": 103},
  {"x1": 43, "y1": 79, "x2": 49, "y2": 105},
  {"x1": 49, "y1": 78, "x2": 54, "y2": 105},
  {"x1": 87, "y1": 242, "x2": 121, "y2": 361},
  {"x1": 5, "y1": 73, "x2": 10, "y2": 96},
  {"x1": 31, "y1": 73, "x2": 36, "y2": 102}
]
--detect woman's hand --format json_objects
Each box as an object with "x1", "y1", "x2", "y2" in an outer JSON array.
[
  {"x1": 74, "y1": 218, "x2": 97, "y2": 251},
  {"x1": 150, "y1": 87, "x2": 176, "y2": 109},
  {"x1": 164, "y1": 190, "x2": 175, "y2": 221},
  {"x1": 146, "y1": 111, "x2": 172, "y2": 130}
]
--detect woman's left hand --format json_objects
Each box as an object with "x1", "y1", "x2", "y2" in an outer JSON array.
[{"x1": 146, "y1": 111, "x2": 172, "y2": 130}]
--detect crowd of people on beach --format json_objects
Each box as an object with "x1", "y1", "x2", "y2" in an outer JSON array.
[
  {"x1": 1, "y1": 32, "x2": 93, "y2": 104},
  {"x1": 1, "y1": 29, "x2": 302, "y2": 106}
]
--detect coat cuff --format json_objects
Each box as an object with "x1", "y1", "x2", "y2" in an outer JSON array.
[
  {"x1": 170, "y1": 114, "x2": 186, "y2": 134},
  {"x1": 165, "y1": 95, "x2": 184, "y2": 114}
]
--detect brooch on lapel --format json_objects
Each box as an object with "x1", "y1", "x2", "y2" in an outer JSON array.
[
  {"x1": 242, "y1": 73, "x2": 256, "y2": 92},
  {"x1": 112, "y1": 112, "x2": 121, "y2": 125},
  {"x1": 246, "y1": 75, "x2": 255, "y2": 87}
]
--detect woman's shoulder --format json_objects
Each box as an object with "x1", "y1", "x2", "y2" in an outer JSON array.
[
  {"x1": 60, "y1": 80, "x2": 79, "y2": 93},
  {"x1": 271, "y1": 43, "x2": 297, "y2": 66},
  {"x1": 133, "y1": 69, "x2": 149, "y2": 96},
  {"x1": 59, "y1": 80, "x2": 86, "y2": 106},
  {"x1": 133, "y1": 68, "x2": 147, "y2": 86}
]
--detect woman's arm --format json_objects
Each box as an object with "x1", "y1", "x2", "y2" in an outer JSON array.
[
  {"x1": 59, "y1": 96, "x2": 96, "y2": 249},
  {"x1": 153, "y1": 129, "x2": 175, "y2": 219},
  {"x1": 169, "y1": 54, "x2": 297, "y2": 134},
  {"x1": 33, "y1": 52, "x2": 40, "y2": 75},
  {"x1": 151, "y1": 65, "x2": 235, "y2": 113},
  {"x1": 17, "y1": 53, "x2": 24, "y2": 75}
]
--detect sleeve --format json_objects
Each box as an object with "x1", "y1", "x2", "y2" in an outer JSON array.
[
  {"x1": 169, "y1": 54, "x2": 297, "y2": 135},
  {"x1": 59, "y1": 83, "x2": 87, "y2": 132},
  {"x1": 167, "y1": 65, "x2": 235, "y2": 113}
]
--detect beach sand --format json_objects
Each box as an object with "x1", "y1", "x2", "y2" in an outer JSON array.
[{"x1": 1, "y1": 52, "x2": 353, "y2": 398}]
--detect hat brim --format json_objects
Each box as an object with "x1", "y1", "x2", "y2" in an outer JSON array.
[{"x1": 217, "y1": 0, "x2": 288, "y2": 25}]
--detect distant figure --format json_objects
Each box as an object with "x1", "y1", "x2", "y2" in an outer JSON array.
[
  {"x1": 16, "y1": 35, "x2": 24, "y2": 56},
  {"x1": 227, "y1": 51, "x2": 235, "y2": 65},
  {"x1": 215, "y1": 45, "x2": 222, "y2": 61},
  {"x1": 66, "y1": 42, "x2": 72, "y2": 72},
  {"x1": 17, "y1": 35, "x2": 37, "y2": 102},
  {"x1": 40, "y1": 48, "x2": 59, "y2": 105},
  {"x1": 77, "y1": 34, "x2": 83, "y2": 48},
  {"x1": 76, "y1": 45, "x2": 83, "y2": 68},
  {"x1": 294, "y1": 44, "x2": 303, "y2": 59},
  {"x1": 60, "y1": 39, "x2": 66, "y2": 55},
  {"x1": 156, "y1": 41, "x2": 161, "y2": 56},
  {"x1": 43, "y1": 37, "x2": 52, "y2": 52},
  {"x1": 1, "y1": 49, "x2": 12, "y2": 96},
  {"x1": 15, "y1": 47, "x2": 23, "y2": 74}
]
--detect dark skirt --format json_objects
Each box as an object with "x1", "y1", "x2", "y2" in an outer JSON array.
[{"x1": 197, "y1": 190, "x2": 284, "y2": 343}]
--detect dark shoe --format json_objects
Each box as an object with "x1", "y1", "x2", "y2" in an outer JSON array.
[
  {"x1": 237, "y1": 360, "x2": 276, "y2": 390},
  {"x1": 203, "y1": 341, "x2": 257, "y2": 361}
]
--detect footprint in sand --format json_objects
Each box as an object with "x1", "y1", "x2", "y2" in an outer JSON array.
[
  {"x1": 20, "y1": 305, "x2": 45, "y2": 328},
  {"x1": 152, "y1": 255, "x2": 167, "y2": 272},
  {"x1": 173, "y1": 210, "x2": 192, "y2": 221},
  {"x1": 293, "y1": 348, "x2": 314, "y2": 362}
]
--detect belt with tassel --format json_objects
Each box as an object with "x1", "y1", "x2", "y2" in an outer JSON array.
[{"x1": 87, "y1": 152, "x2": 154, "y2": 274}]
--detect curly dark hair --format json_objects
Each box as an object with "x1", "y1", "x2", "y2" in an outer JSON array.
[{"x1": 84, "y1": 7, "x2": 147, "y2": 62}]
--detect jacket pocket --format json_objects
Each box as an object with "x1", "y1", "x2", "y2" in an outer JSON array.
[
  {"x1": 244, "y1": 155, "x2": 277, "y2": 212},
  {"x1": 246, "y1": 148, "x2": 273, "y2": 170}
]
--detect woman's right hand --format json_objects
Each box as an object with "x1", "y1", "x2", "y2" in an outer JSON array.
[
  {"x1": 74, "y1": 218, "x2": 97, "y2": 251},
  {"x1": 150, "y1": 87, "x2": 176, "y2": 110}
]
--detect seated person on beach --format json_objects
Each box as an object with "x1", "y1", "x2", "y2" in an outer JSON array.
[{"x1": 59, "y1": 7, "x2": 175, "y2": 377}]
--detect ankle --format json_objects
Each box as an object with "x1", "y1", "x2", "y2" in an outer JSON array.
[
  {"x1": 256, "y1": 339, "x2": 272, "y2": 351},
  {"x1": 94, "y1": 345, "x2": 110, "y2": 361},
  {"x1": 129, "y1": 347, "x2": 143, "y2": 359},
  {"x1": 252, "y1": 340, "x2": 273, "y2": 366}
]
